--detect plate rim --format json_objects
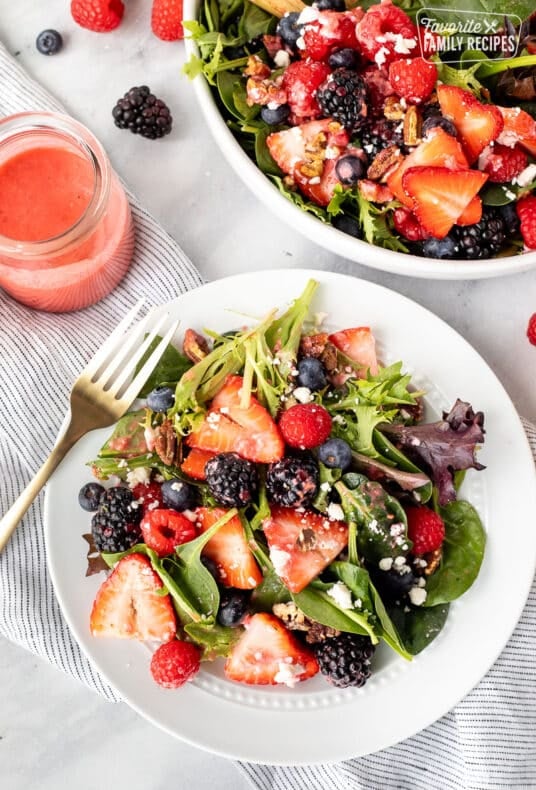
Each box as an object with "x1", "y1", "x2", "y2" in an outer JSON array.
[
  {"x1": 182, "y1": 6, "x2": 536, "y2": 282},
  {"x1": 44, "y1": 268, "x2": 536, "y2": 764}
]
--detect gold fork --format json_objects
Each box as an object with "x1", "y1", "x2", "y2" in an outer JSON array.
[{"x1": 0, "y1": 301, "x2": 179, "y2": 553}]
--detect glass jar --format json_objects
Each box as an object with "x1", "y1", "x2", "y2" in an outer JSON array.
[{"x1": 0, "y1": 112, "x2": 134, "y2": 312}]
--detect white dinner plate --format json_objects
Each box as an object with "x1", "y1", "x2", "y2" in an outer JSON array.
[{"x1": 44, "y1": 269, "x2": 536, "y2": 764}]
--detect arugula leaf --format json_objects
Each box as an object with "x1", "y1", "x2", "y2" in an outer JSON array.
[{"x1": 269, "y1": 176, "x2": 329, "y2": 221}]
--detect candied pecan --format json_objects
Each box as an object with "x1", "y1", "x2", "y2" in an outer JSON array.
[
  {"x1": 183, "y1": 328, "x2": 210, "y2": 363},
  {"x1": 273, "y1": 602, "x2": 309, "y2": 631},
  {"x1": 154, "y1": 419, "x2": 178, "y2": 466},
  {"x1": 300, "y1": 332, "x2": 329, "y2": 358},
  {"x1": 244, "y1": 55, "x2": 271, "y2": 79},
  {"x1": 367, "y1": 145, "x2": 403, "y2": 182},
  {"x1": 305, "y1": 622, "x2": 340, "y2": 644},
  {"x1": 403, "y1": 105, "x2": 421, "y2": 147},
  {"x1": 423, "y1": 547, "x2": 442, "y2": 576},
  {"x1": 383, "y1": 95, "x2": 405, "y2": 120}
]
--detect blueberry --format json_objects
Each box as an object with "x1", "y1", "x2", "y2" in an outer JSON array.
[
  {"x1": 315, "y1": 0, "x2": 345, "y2": 9},
  {"x1": 328, "y1": 47, "x2": 360, "y2": 70},
  {"x1": 332, "y1": 213, "x2": 362, "y2": 238},
  {"x1": 260, "y1": 104, "x2": 290, "y2": 126},
  {"x1": 78, "y1": 482, "x2": 105, "y2": 512},
  {"x1": 147, "y1": 385, "x2": 175, "y2": 412},
  {"x1": 498, "y1": 202, "x2": 520, "y2": 234},
  {"x1": 296, "y1": 357, "x2": 327, "y2": 391},
  {"x1": 370, "y1": 567, "x2": 416, "y2": 601},
  {"x1": 420, "y1": 235, "x2": 459, "y2": 259},
  {"x1": 201, "y1": 555, "x2": 220, "y2": 580},
  {"x1": 161, "y1": 478, "x2": 197, "y2": 511},
  {"x1": 276, "y1": 12, "x2": 302, "y2": 50},
  {"x1": 318, "y1": 438, "x2": 352, "y2": 471},
  {"x1": 217, "y1": 588, "x2": 250, "y2": 627},
  {"x1": 36, "y1": 29, "x2": 63, "y2": 56},
  {"x1": 335, "y1": 154, "x2": 365, "y2": 185},
  {"x1": 422, "y1": 115, "x2": 457, "y2": 138}
]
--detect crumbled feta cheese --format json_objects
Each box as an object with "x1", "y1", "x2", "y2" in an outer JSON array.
[
  {"x1": 409, "y1": 587, "x2": 427, "y2": 606},
  {"x1": 270, "y1": 548, "x2": 290, "y2": 576},
  {"x1": 296, "y1": 35, "x2": 305, "y2": 50},
  {"x1": 327, "y1": 502, "x2": 344, "y2": 521},
  {"x1": 393, "y1": 556, "x2": 406, "y2": 568},
  {"x1": 273, "y1": 49, "x2": 291, "y2": 69},
  {"x1": 293, "y1": 386, "x2": 314, "y2": 403},
  {"x1": 126, "y1": 466, "x2": 151, "y2": 486},
  {"x1": 379, "y1": 557, "x2": 394, "y2": 571},
  {"x1": 332, "y1": 414, "x2": 345, "y2": 425},
  {"x1": 320, "y1": 481, "x2": 332, "y2": 492},
  {"x1": 326, "y1": 581, "x2": 354, "y2": 610},
  {"x1": 274, "y1": 660, "x2": 306, "y2": 687},
  {"x1": 267, "y1": 100, "x2": 281, "y2": 110},
  {"x1": 314, "y1": 311, "x2": 328, "y2": 327},
  {"x1": 417, "y1": 577, "x2": 426, "y2": 588},
  {"x1": 513, "y1": 163, "x2": 536, "y2": 187},
  {"x1": 308, "y1": 176, "x2": 321, "y2": 185},
  {"x1": 374, "y1": 45, "x2": 390, "y2": 67},
  {"x1": 325, "y1": 145, "x2": 340, "y2": 160},
  {"x1": 297, "y1": 5, "x2": 319, "y2": 24},
  {"x1": 117, "y1": 458, "x2": 128, "y2": 468},
  {"x1": 503, "y1": 189, "x2": 516, "y2": 200}
]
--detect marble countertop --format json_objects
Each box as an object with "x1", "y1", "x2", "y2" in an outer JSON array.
[{"x1": 1, "y1": 1, "x2": 535, "y2": 788}]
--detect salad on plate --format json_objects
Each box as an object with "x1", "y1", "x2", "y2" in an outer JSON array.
[
  {"x1": 79, "y1": 280, "x2": 486, "y2": 692},
  {"x1": 185, "y1": 0, "x2": 536, "y2": 260}
]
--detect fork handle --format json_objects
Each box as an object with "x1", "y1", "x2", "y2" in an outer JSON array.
[{"x1": 0, "y1": 418, "x2": 86, "y2": 553}]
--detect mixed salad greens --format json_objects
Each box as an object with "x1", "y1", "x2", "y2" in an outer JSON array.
[
  {"x1": 82, "y1": 280, "x2": 487, "y2": 690},
  {"x1": 184, "y1": 0, "x2": 536, "y2": 258}
]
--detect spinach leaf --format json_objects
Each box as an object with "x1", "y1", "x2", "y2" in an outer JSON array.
[
  {"x1": 330, "y1": 561, "x2": 374, "y2": 614},
  {"x1": 292, "y1": 585, "x2": 378, "y2": 642},
  {"x1": 96, "y1": 410, "x2": 147, "y2": 458},
  {"x1": 238, "y1": 1, "x2": 274, "y2": 39},
  {"x1": 251, "y1": 570, "x2": 291, "y2": 610},
  {"x1": 184, "y1": 621, "x2": 241, "y2": 659},
  {"x1": 388, "y1": 602, "x2": 450, "y2": 655},
  {"x1": 134, "y1": 336, "x2": 192, "y2": 397},
  {"x1": 369, "y1": 582, "x2": 412, "y2": 661},
  {"x1": 255, "y1": 127, "x2": 283, "y2": 175},
  {"x1": 424, "y1": 500, "x2": 486, "y2": 606},
  {"x1": 216, "y1": 70, "x2": 246, "y2": 120}
]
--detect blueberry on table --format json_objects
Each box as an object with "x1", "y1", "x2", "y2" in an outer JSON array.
[
  {"x1": 217, "y1": 588, "x2": 250, "y2": 627},
  {"x1": 147, "y1": 385, "x2": 175, "y2": 412},
  {"x1": 318, "y1": 438, "x2": 352, "y2": 471},
  {"x1": 36, "y1": 29, "x2": 63, "y2": 56},
  {"x1": 78, "y1": 482, "x2": 105, "y2": 512},
  {"x1": 260, "y1": 104, "x2": 290, "y2": 126},
  {"x1": 335, "y1": 154, "x2": 365, "y2": 185},
  {"x1": 161, "y1": 478, "x2": 197, "y2": 512},
  {"x1": 296, "y1": 357, "x2": 327, "y2": 391}
]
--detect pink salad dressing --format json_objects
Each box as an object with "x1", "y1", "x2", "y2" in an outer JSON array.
[{"x1": 0, "y1": 113, "x2": 134, "y2": 312}]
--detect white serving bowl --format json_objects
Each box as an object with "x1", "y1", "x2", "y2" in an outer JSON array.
[{"x1": 183, "y1": 0, "x2": 536, "y2": 279}]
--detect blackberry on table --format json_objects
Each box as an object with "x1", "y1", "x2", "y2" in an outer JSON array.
[
  {"x1": 451, "y1": 207, "x2": 506, "y2": 259},
  {"x1": 359, "y1": 118, "x2": 405, "y2": 159},
  {"x1": 313, "y1": 633, "x2": 376, "y2": 688},
  {"x1": 91, "y1": 486, "x2": 143, "y2": 553},
  {"x1": 266, "y1": 455, "x2": 319, "y2": 508},
  {"x1": 205, "y1": 452, "x2": 258, "y2": 508},
  {"x1": 112, "y1": 86, "x2": 172, "y2": 140},
  {"x1": 317, "y1": 69, "x2": 368, "y2": 132}
]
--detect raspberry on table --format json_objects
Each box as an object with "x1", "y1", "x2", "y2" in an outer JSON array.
[
  {"x1": 527, "y1": 313, "x2": 536, "y2": 346},
  {"x1": 70, "y1": 0, "x2": 124, "y2": 32},
  {"x1": 151, "y1": 0, "x2": 184, "y2": 41},
  {"x1": 150, "y1": 640, "x2": 201, "y2": 689},
  {"x1": 405, "y1": 506, "x2": 445, "y2": 555}
]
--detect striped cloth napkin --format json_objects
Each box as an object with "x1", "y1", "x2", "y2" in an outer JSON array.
[{"x1": 1, "y1": 40, "x2": 536, "y2": 790}]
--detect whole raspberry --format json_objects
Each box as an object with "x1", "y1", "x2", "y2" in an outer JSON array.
[
  {"x1": 131, "y1": 481, "x2": 163, "y2": 514},
  {"x1": 279, "y1": 403, "x2": 332, "y2": 449},
  {"x1": 388, "y1": 57, "x2": 438, "y2": 105},
  {"x1": 151, "y1": 0, "x2": 184, "y2": 41},
  {"x1": 482, "y1": 144, "x2": 528, "y2": 184},
  {"x1": 405, "y1": 506, "x2": 445, "y2": 555},
  {"x1": 356, "y1": 0, "x2": 418, "y2": 66},
  {"x1": 150, "y1": 640, "x2": 201, "y2": 689},
  {"x1": 141, "y1": 508, "x2": 197, "y2": 557},
  {"x1": 282, "y1": 60, "x2": 331, "y2": 122},
  {"x1": 527, "y1": 313, "x2": 536, "y2": 346},
  {"x1": 70, "y1": 0, "x2": 124, "y2": 32},
  {"x1": 392, "y1": 207, "x2": 428, "y2": 242},
  {"x1": 517, "y1": 195, "x2": 536, "y2": 249}
]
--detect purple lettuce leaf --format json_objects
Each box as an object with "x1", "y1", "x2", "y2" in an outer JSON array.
[{"x1": 379, "y1": 400, "x2": 485, "y2": 506}]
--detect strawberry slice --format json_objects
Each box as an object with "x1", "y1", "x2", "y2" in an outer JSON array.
[
  {"x1": 328, "y1": 327, "x2": 379, "y2": 378},
  {"x1": 402, "y1": 166, "x2": 488, "y2": 238},
  {"x1": 181, "y1": 448, "x2": 216, "y2": 480},
  {"x1": 90, "y1": 554, "x2": 177, "y2": 641},
  {"x1": 293, "y1": 158, "x2": 342, "y2": 207},
  {"x1": 437, "y1": 84, "x2": 503, "y2": 163},
  {"x1": 197, "y1": 507, "x2": 263, "y2": 589},
  {"x1": 267, "y1": 118, "x2": 335, "y2": 175},
  {"x1": 497, "y1": 106, "x2": 536, "y2": 158},
  {"x1": 456, "y1": 195, "x2": 482, "y2": 226},
  {"x1": 187, "y1": 375, "x2": 284, "y2": 464},
  {"x1": 224, "y1": 612, "x2": 319, "y2": 685},
  {"x1": 262, "y1": 506, "x2": 348, "y2": 594},
  {"x1": 387, "y1": 128, "x2": 469, "y2": 207}
]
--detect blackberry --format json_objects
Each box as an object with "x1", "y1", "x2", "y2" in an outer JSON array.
[
  {"x1": 205, "y1": 453, "x2": 258, "y2": 508},
  {"x1": 313, "y1": 633, "x2": 375, "y2": 688},
  {"x1": 317, "y1": 69, "x2": 368, "y2": 132},
  {"x1": 91, "y1": 486, "x2": 143, "y2": 553},
  {"x1": 359, "y1": 118, "x2": 404, "y2": 159},
  {"x1": 112, "y1": 86, "x2": 172, "y2": 140},
  {"x1": 266, "y1": 456, "x2": 319, "y2": 508},
  {"x1": 451, "y1": 207, "x2": 506, "y2": 259}
]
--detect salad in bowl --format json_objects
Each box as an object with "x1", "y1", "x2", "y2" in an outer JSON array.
[
  {"x1": 79, "y1": 280, "x2": 486, "y2": 692},
  {"x1": 184, "y1": 0, "x2": 536, "y2": 276}
]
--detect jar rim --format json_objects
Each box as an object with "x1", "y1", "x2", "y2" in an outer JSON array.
[{"x1": 0, "y1": 111, "x2": 111, "y2": 257}]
